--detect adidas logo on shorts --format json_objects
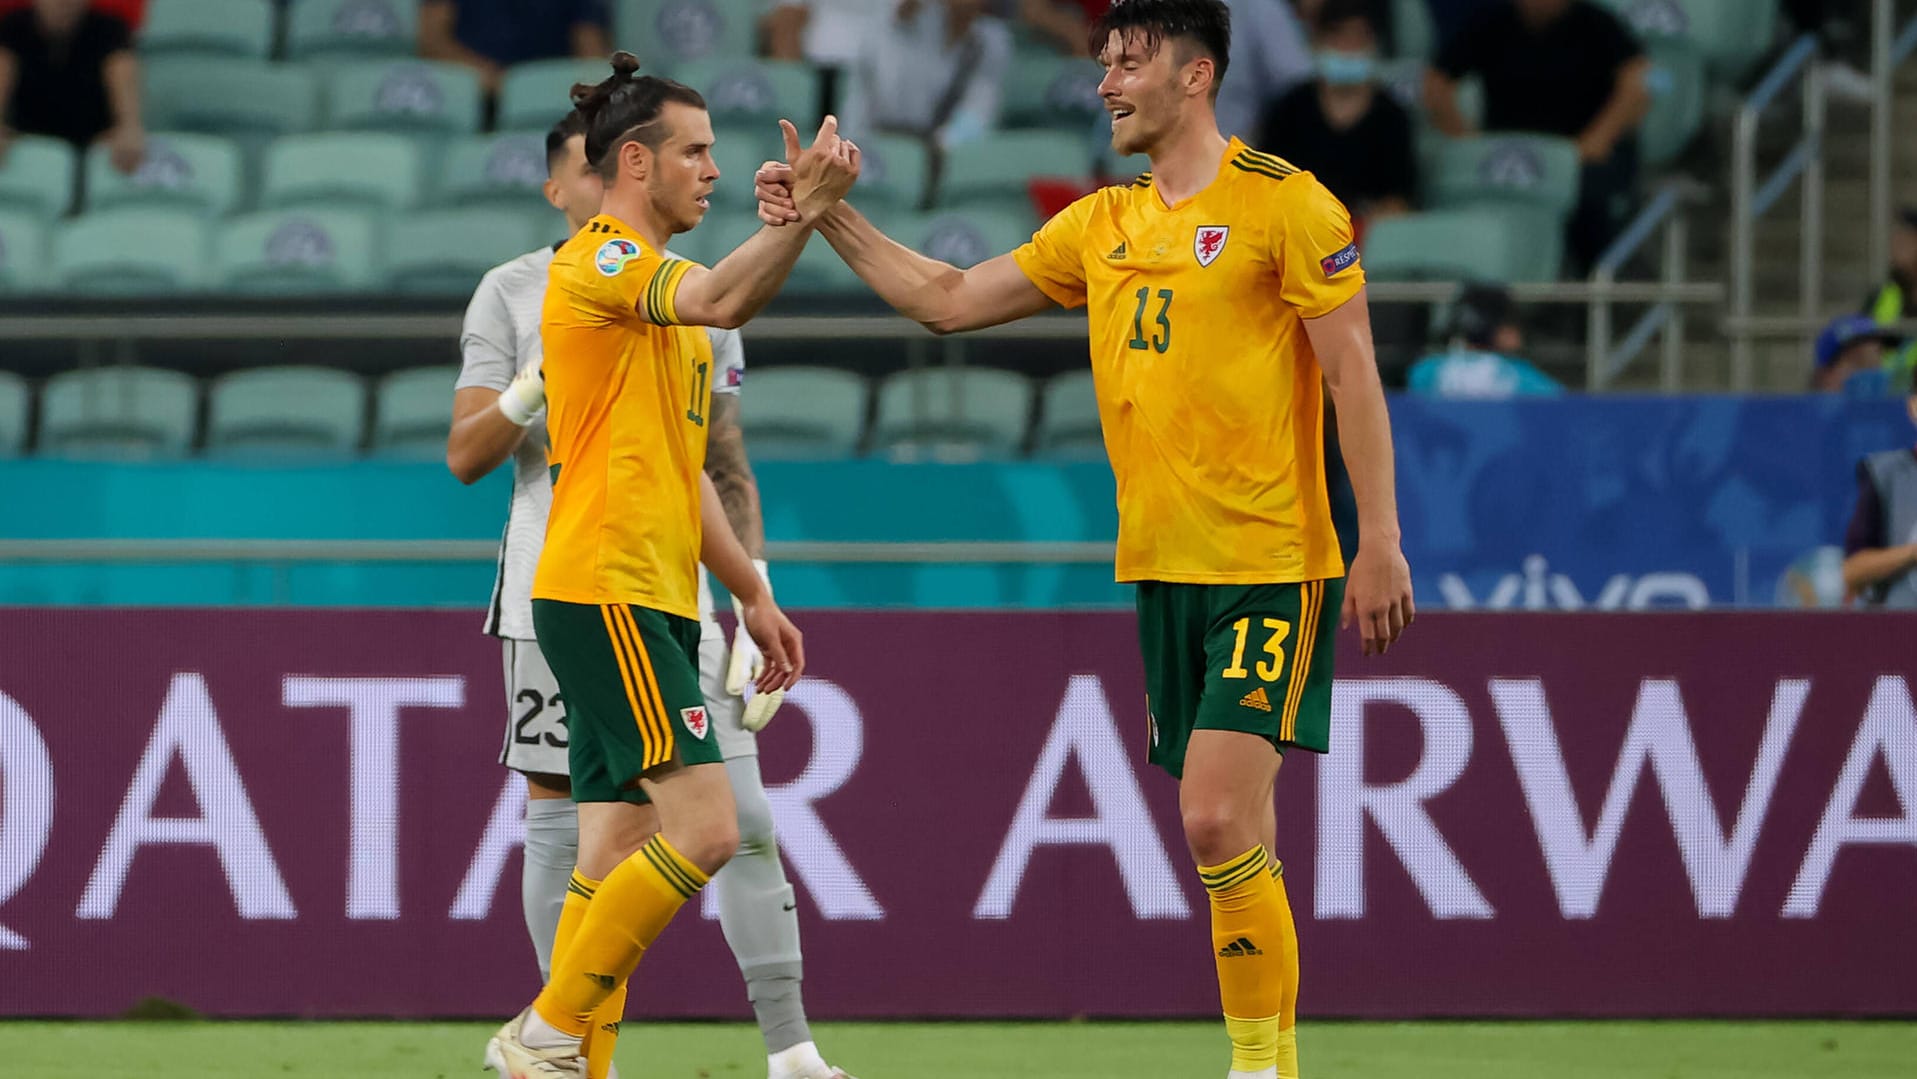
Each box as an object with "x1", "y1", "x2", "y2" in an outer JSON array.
[{"x1": 1239, "y1": 687, "x2": 1272, "y2": 712}]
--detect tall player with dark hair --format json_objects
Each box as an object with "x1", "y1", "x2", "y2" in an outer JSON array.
[
  {"x1": 484, "y1": 53, "x2": 860, "y2": 1079},
  {"x1": 754, "y1": 3, "x2": 1412, "y2": 1076}
]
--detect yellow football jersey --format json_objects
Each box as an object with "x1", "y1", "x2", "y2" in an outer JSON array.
[
  {"x1": 1013, "y1": 138, "x2": 1362, "y2": 585},
  {"x1": 533, "y1": 214, "x2": 713, "y2": 620}
]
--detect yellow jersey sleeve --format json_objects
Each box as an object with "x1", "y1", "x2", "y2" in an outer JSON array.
[
  {"x1": 1274, "y1": 175, "x2": 1365, "y2": 319},
  {"x1": 1012, "y1": 192, "x2": 1097, "y2": 309},
  {"x1": 561, "y1": 233, "x2": 698, "y2": 326}
]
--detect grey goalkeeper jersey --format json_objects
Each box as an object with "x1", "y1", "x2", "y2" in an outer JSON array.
[{"x1": 456, "y1": 244, "x2": 745, "y2": 640}]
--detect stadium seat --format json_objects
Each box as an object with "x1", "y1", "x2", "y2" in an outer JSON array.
[
  {"x1": 695, "y1": 210, "x2": 861, "y2": 294},
  {"x1": 873, "y1": 366, "x2": 1035, "y2": 461},
  {"x1": 614, "y1": 0, "x2": 758, "y2": 70},
  {"x1": 939, "y1": 130, "x2": 1093, "y2": 215},
  {"x1": 0, "y1": 211, "x2": 47, "y2": 292},
  {"x1": 1392, "y1": 0, "x2": 1437, "y2": 59},
  {"x1": 207, "y1": 367, "x2": 368, "y2": 457},
  {"x1": 899, "y1": 209, "x2": 1035, "y2": 269},
  {"x1": 1425, "y1": 134, "x2": 1581, "y2": 218},
  {"x1": 672, "y1": 59, "x2": 821, "y2": 127},
  {"x1": 708, "y1": 126, "x2": 780, "y2": 210},
  {"x1": 384, "y1": 209, "x2": 544, "y2": 296},
  {"x1": 38, "y1": 366, "x2": 200, "y2": 459},
  {"x1": 261, "y1": 133, "x2": 424, "y2": 212},
  {"x1": 373, "y1": 366, "x2": 460, "y2": 458},
  {"x1": 145, "y1": 58, "x2": 323, "y2": 136},
  {"x1": 739, "y1": 366, "x2": 869, "y2": 459},
  {"x1": 437, "y1": 132, "x2": 550, "y2": 211},
  {"x1": 286, "y1": 0, "x2": 419, "y2": 60},
  {"x1": 84, "y1": 133, "x2": 243, "y2": 216},
  {"x1": 0, "y1": 371, "x2": 27, "y2": 455},
  {"x1": 1034, "y1": 370, "x2": 1103, "y2": 460},
  {"x1": 1381, "y1": 59, "x2": 1483, "y2": 141},
  {"x1": 1362, "y1": 207, "x2": 1562, "y2": 283},
  {"x1": 853, "y1": 133, "x2": 932, "y2": 211},
  {"x1": 51, "y1": 209, "x2": 210, "y2": 295},
  {"x1": 140, "y1": 0, "x2": 275, "y2": 58},
  {"x1": 326, "y1": 60, "x2": 484, "y2": 135},
  {"x1": 215, "y1": 209, "x2": 382, "y2": 294},
  {"x1": 0, "y1": 135, "x2": 75, "y2": 217},
  {"x1": 1641, "y1": 41, "x2": 1707, "y2": 168},
  {"x1": 1597, "y1": 0, "x2": 1778, "y2": 80},
  {"x1": 499, "y1": 59, "x2": 611, "y2": 132},
  {"x1": 1003, "y1": 57, "x2": 1106, "y2": 131}
]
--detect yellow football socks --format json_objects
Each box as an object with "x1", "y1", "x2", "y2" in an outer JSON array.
[
  {"x1": 1200, "y1": 845, "x2": 1285, "y2": 1075},
  {"x1": 583, "y1": 982, "x2": 627, "y2": 1079},
  {"x1": 533, "y1": 836, "x2": 710, "y2": 1038},
  {"x1": 1271, "y1": 858, "x2": 1301, "y2": 1078}
]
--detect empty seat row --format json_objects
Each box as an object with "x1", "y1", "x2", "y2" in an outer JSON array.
[
  {"x1": 0, "y1": 365, "x2": 457, "y2": 460},
  {"x1": 0, "y1": 206, "x2": 560, "y2": 297},
  {"x1": 0, "y1": 365, "x2": 1106, "y2": 463},
  {"x1": 0, "y1": 124, "x2": 1097, "y2": 228},
  {"x1": 142, "y1": 54, "x2": 828, "y2": 140},
  {"x1": 743, "y1": 366, "x2": 1099, "y2": 462},
  {"x1": 141, "y1": 0, "x2": 759, "y2": 68}
]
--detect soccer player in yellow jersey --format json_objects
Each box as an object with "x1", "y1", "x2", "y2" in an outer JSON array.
[
  {"x1": 485, "y1": 53, "x2": 861, "y2": 1079},
  {"x1": 753, "y1": 3, "x2": 1413, "y2": 1076}
]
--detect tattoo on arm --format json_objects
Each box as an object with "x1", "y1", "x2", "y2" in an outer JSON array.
[{"x1": 704, "y1": 393, "x2": 766, "y2": 558}]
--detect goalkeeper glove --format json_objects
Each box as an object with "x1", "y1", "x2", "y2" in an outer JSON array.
[
  {"x1": 727, "y1": 559, "x2": 784, "y2": 731},
  {"x1": 496, "y1": 362, "x2": 545, "y2": 426}
]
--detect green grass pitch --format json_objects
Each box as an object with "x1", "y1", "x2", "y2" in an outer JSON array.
[{"x1": 2, "y1": 1020, "x2": 1914, "y2": 1078}]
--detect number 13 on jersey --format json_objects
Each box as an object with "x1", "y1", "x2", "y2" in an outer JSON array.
[{"x1": 1129, "y1": 287, "x2": 1173, "y2": 353}]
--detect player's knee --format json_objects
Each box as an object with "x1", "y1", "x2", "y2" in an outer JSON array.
[
  {"x1": 676, "y1": 817, "x2": 741, "y2": 877},
  {"x1": 731, "y1": 784, "x2": 778, "y2": 854},
  {"x1": 1181, "y1": 803, "x2": 1256, "y2": 866}
]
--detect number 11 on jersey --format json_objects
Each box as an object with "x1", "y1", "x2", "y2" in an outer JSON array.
[{"x1": 686, "y1": 360, "x2": 708, "y2": 426}]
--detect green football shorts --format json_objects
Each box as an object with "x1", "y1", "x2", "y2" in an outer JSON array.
[
  {"x1": 1135, "y1": 578, "x2": 1344, "y2": 778},
  {"x1": 531, "y1": 599, "x2": 722, "y2": 804}
]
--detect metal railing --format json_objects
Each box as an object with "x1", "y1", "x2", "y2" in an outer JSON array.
[
  {"x1": 1586, "y1": 180, "x2": 1709, "y2": 390},
  {"x1": 1869, "y1": 0, "x2": 1917, "y2": 276},
  {"x1": 0, "y1": 538, "x2": 1116, "y2": 564},
  {"x1": 1730, "y1": 34, "x2": 1826, "y2": 391}
]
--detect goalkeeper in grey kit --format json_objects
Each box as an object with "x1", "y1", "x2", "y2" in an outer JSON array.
[{"x1": 445, "y1": 108, "x2": 852, "y2": 1079}]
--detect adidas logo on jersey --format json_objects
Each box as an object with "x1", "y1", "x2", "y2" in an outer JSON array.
[
  {"x1": 1239, "y1": 687, "x2": 1272, "y2": 712},
  {"x1": 1217, "y1": 937, "x2": 1263, "y2": 958},
  {"x1": 1107, "y1": 241, "x2": 1128, "y2": 260}
]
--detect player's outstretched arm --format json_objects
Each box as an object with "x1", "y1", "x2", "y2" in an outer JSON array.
[
  {"x1": 698, "y1": 470, "x2": 803, "y2": 692},
  {"x1": 1305, "y1": 287, "x2": 1414, "y2": 656},
  {"x1": 671, "y1": 117, "x2": 860, "y2": 330},
  {"x1": 754, "y1": 164, "x2": 1054, "y2": 334},
  {"x1": 825, "y1": 203, "x2": 1054, "y2": 335}
]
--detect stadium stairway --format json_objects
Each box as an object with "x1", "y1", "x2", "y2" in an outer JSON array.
[{"x1": 1666, "y1": 55, "x2": 1917, "y2": 391}]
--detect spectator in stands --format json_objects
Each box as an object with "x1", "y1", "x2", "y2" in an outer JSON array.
[
  {"x1": 837, "y1": 0, "x2": 1011, "y2": 151},
  {"x1": 1257, "y1": 0, "x2": 1416, "y2": 224},
  {"x1": 762, "y1": 0, "x2": 895, "y2": 68},
  {"x1": 1013, "y1": 0, "x2": 1109, "y2": 55},
  {"x1": 0, "y1": 0, "x2": 143, "y2": 171},
  {"x1": 0, "y1": 0, "x2": 144, "y2": 28},
  {"x1": 418, "y1": 0, "x2": 611, "y2": 95},
  {"x1": 1423, "y1": 0, "x2": 1650, "y2": 272},
  {"x1": 1813, "y1": 314, "x2": 1905, "y2": 396},
  {"x1": 1841, "y1": 382, "x2": 1917, "y2": 608},
  {"x1": 1406, "y1": 282, "x2": 1562, "y2": 397},
  {"x1": 1861, "y1": 207, "x2": 1917, "y2": 390},
  {"x1": 1212, "y1": 0, "x2": 1315, "y2": 140}
]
